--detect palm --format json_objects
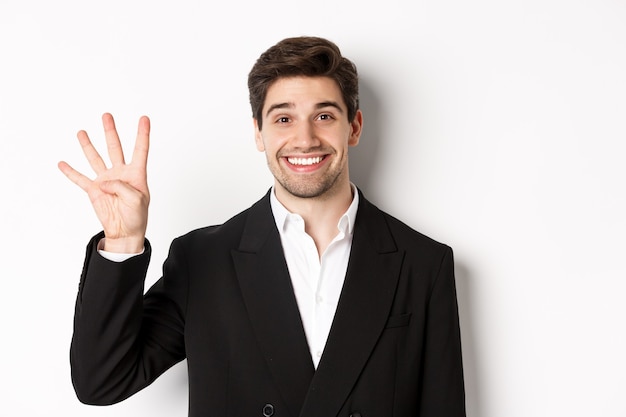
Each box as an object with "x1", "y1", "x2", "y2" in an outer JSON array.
[
  {"x1": 88, "y1": 161, "x2": 148, "y2": 238},
  {"x1": 59, "y1": 113, "x2": 151, "y2": 250}
]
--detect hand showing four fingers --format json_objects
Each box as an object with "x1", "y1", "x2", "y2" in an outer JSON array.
[{"x1": 58, "y1": 113, "x2": 150, "y2": 254}]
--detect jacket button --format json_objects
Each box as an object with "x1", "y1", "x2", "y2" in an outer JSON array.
[
  {"x1": 262, "y1": 403, "x2": 274, "y2": 416},
  {"x1": 350, "y1": 413, "x2": 362, "y2": 417}
]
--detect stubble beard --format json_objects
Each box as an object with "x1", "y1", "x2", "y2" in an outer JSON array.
[{"x1": 269, "y1": 153, "x2": 347, "y2": 200}]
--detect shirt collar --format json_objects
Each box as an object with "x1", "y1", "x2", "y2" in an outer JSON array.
[{"x1": 270, "y1": 183, "x2": 360, "y2": 236}]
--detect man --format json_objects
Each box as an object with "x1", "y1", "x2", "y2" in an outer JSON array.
[{"x1": 59, "y1": 36, "x2": 466, "y2": 417}]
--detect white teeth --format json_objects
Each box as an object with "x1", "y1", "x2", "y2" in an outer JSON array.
[{"x1": 287, "y1": 156, "x2": 324, "y2": 166}]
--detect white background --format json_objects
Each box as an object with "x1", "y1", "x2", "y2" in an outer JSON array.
[{"x1": 1, "y1": 0, "x2": 625, "y2": 416}]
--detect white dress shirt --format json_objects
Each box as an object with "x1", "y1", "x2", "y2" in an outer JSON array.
[
  {"x1": 99, "y1": 185, "x2": 359, "y2": 369},
  {"x1": 270, "y1": 185, "x2": 359, "y2": 368}
]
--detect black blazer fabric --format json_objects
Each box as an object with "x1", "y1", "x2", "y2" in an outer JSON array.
[{"x1": 71, "y1": 190, "x2": 466, "y2": 417}]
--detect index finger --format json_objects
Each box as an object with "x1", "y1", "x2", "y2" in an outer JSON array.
[
  {"x1": 130, "y1": 115, "x2": 150, "y2": 169},
  {"x1": 57, "y1": 160, "x2": 93, "y2": 192}
]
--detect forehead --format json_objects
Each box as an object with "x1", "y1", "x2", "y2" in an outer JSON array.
[{"x1": 263, "y1": 76, "x2": 345, "y2": 113}]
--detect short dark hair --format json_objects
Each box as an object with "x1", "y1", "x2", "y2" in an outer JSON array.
[{"x1": 248, "y1": 36, "x2": 360, "y2": 130}]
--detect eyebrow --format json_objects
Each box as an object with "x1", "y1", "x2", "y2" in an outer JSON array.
[{"x1": 264, "y1": 101, "x2": 345, "y2": 118}]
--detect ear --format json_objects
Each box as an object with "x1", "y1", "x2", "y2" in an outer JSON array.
[
  {"x1": 253, "y1": 118, "x2": 265, "y2": 152},
  {"x1": 348, "y1": 110, "x2": 363, "y2": 147}
]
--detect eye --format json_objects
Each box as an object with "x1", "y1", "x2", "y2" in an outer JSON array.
[
  {"x1": 317, "y1": 113, "x2": 334, "y2": 121},
  {"x1": 276, "y1": 116, "x2": 290, "y2": 124}
]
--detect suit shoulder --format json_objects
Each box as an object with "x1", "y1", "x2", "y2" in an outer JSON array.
[
  {"x1": 378, "y1": 212, "x2": 455, "y2": 281},
  {"x1": 170, "y1": 192, "x2": 273, "y2": 249},
  {"x1": 386, "y1": 212, "x2": 448, "y2": 248},
  {"x1": 170, "y1": 204, "x2": 253, "y2": 248},
  {"x1": 363, "y1": 197, "x2": 451, "y2": 256}
]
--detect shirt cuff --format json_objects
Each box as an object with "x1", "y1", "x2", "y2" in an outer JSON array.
[{"x1": 97, "y1": 238, "x2": 145, "y2": 262}]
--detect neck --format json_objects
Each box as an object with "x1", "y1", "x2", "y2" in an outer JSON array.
[{"x1": 275, "y1": 180, "x2": 354, "y2": 257}]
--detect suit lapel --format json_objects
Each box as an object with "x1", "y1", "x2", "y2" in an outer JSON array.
[
  {"x1": 232, "y1": 191, "x2": 404, "y2": 417},
  {"x1": 299, "y1": 194, "x2": 405, "y2": 417},
  {"x1": 232, "y1": 193, "x2": 315, "y2": 417}
]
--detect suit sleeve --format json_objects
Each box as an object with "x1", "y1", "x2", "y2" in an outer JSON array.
[
  {"x1": 70, "y1": 232, "x2": 187, "y2": 405},
  {"x1": 420, "y1": 246, "x2": 466, "y2": 416}
]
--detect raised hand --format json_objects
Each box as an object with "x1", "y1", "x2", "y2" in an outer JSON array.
[{"x1": 58, "y1": 113, "x2": 150, "y2": 253}]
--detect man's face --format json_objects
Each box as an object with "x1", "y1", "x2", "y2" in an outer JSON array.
[{"x1": 254, "y1": 76, "x2": 362, "y2": 200}]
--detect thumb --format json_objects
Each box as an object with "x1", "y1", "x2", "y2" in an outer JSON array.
[{"x1": 99, "y1": 179, "x2": 144, "y2": 203}]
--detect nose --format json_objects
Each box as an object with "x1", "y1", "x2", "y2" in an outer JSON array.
[{"x1": 293, "y1": 120, "x2": 320, "y2": 149}]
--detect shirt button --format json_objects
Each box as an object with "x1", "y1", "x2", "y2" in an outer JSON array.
[
  {"x1": 316, "y1": 350, "x2": 323, "y2": 358},
  {"x1": 262, "y1": 403, "x2": 274, "y2": 416},
  {"x1": 316, "y1": 295, "x2": 323, "y2": 304}
]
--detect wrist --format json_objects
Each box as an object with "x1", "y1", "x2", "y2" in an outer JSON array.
[{"x1": 101, "y1": 236, "x2": 145, "y2": 254}]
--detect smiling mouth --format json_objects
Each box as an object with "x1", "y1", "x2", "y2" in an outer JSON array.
[{"x1": 286, "y1": 156, "x2": 325, "y2": 166}]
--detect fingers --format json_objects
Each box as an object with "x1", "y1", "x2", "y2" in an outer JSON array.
[
  {"x1": 63, "y1": 113, "x2": 149, "y2": 179},
  {"x1": 131, "y1": 115, "x2": 150, "y2": 169},
  {"x1": 57, "y1": 161, "x2": 92, "y2": 192},
  {"x1": 102, "y1": 113, "x2": 126, "y2": 166},
  {"x1": 76, "y1": 128, "x2": 107, "y2": 174}
]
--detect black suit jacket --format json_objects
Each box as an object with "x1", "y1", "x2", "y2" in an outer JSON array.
[{"x1": 71, "y1": 190, "x2": 465, "y2": 417}]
